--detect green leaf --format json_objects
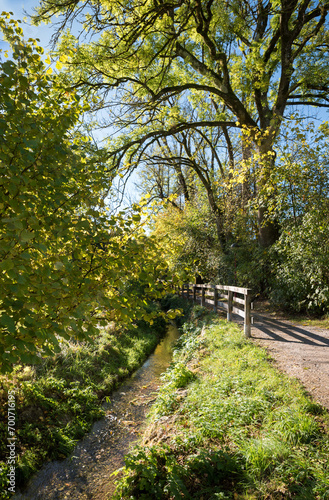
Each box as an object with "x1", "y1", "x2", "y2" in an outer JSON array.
[
  {"x1": 20, "y1": 230, "x2": 35, "y2": 242},
  {"x1": 0, "y1": 314, "x2": 16, "y2": 333},
  {"x1": 0, "y1": 259, "x2": 14, "y2": 271}
]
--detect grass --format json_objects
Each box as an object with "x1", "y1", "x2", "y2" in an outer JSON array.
[
  {"x1": 254, "y1": 299, "x2": 329, "y2": 329},
  {"x1": 113, "y1": 306, "x2": 329, "y2": 499},
  {"x1": 288, "y1": 316, "x2": 329, "y2": 329},
  {"x1": 0, "y1": 308, "x2": 172, "y2": 499}
]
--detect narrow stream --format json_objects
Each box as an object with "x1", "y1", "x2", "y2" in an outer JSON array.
[{"x1": 13, "y1": 324, "x2": 180, "y2": 500}]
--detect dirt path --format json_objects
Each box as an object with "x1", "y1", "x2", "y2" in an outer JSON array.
[{"x1": 250, "y1": 311, "x2": 329, "y2": 410}]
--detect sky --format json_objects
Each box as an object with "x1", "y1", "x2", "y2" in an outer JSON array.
[{"x1": 1, "y1": 0, "x2": 54, "y2": 49}]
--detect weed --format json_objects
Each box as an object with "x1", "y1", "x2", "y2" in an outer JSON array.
[
  {"x1": 161, "y1": 362, "x2": 195, "y2": 389},
  {"x1": 269, "y1": 407, "x2": 321, "y2": 444}
]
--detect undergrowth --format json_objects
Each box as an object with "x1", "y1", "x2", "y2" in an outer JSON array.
[
  {"x1": 114, "y1": 306, "x2": 329, "y2": 499},
  {"x1": 0, "y1": 295, "x2": 190, "y2": 499}
]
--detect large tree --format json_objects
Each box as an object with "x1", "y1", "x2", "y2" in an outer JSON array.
[
  {"x1": 34, "y1": 0, "x2": 329, "y2": 246},
  {"x1": 136, "y1": 121, "x2": 241, "y2": 250}
]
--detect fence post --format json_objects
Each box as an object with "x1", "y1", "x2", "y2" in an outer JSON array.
[
  {"x1": 244, "y1": 290, "x2": 251, "y2": 338},
  {"x1": 181, "y1": 284, "x2": 184, "y2": 298},
  {"x1": 213, "y1": 286, "x2": 218, "y2": 313},
  {"x1": 227, "y1": 290, "x2": 233, "y2": 321},
  {"x1": 201, "y1": 286, "x2": 206, "y2": 307},
  {"x1": 193, "y1": 285, "x2": 196, "y2": 303},
  {"x1": 186, "y1": 283, "x2": 190, "y2": 301}
]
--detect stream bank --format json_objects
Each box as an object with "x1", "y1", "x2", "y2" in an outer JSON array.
[
  {"x1": 113, "y1": 309, "x2": 329, "y2": 499},
  {"x1": 13, "y1": 324, "x2": 180, "y2": 500}
]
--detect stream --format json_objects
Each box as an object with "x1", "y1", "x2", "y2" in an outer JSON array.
[{"x1": 13, "y1": 324, "x2": 180, "y2": 500}]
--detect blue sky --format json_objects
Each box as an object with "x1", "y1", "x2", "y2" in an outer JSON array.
[{"x1": 1, "y1": 0, "x2": 53, "y2": 50}]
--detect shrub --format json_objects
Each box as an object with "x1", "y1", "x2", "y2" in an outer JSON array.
[{"x1": 270, "y1": 210, "x2": 329, "y2": 314}]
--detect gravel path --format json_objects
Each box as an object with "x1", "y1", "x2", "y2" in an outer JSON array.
[{"x1": 251, "y1": 312, "x2": 329, "y2": 410}]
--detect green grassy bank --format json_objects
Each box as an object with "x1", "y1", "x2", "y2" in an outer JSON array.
[
  {"x1": 114, "y1": 306, "x2": 329, "y2": 499},
  {"x1": 0, "y1": 297, "x2": 190, "y2": 499}
]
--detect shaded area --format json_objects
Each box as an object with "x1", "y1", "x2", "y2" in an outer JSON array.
[
  {"x1": 251, "y1": 313, "x2": 329, "y2": 410},
  {"x1": 253, "y1": 315, "x2": 329, "y2": 346},
  {"x1": 13, "y1": 324, "x2": 180, "y2": 500}
]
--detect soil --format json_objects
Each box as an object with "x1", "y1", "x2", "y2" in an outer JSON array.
[{"x1": 250, "y1": 302, "x2": 329, "y2": 411}]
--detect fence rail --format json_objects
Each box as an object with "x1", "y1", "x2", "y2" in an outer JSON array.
[{"x1": 177, "y1": 283, "x2": 253, "y2": 338}]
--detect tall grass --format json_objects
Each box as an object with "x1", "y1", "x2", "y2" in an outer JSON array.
[
  {"x1": 0, "y1": 317, "x2": 167, "y2": 498},
  {"x1": 114, "y1": 308, "x2": 329, "y2": 499}
]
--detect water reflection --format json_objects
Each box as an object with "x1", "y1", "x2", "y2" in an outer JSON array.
[{"x1": 13, "y1": 324, "x2": 179, "y2": 500}]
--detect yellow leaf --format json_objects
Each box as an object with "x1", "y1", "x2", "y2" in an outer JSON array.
[
  {"x1": 46, "y1": 67, "x2": 53, "y2": 74},
  {"x1": 56, "y1": 60, "x2": 63, "y2": 70}
]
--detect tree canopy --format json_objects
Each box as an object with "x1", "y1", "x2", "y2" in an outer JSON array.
[
  {"x1": 33, "y1": 0, "x2": 329, "y2": 245},
  {"x1": 0, "y1": 13, "x2": 173, "y2": 372}
]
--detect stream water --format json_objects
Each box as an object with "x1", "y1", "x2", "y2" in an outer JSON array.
[{"x1": 13, "y1": 324, "x2": 180, "y2": 500}]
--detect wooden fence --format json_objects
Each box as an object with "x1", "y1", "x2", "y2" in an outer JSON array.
[{"x1": 177, "y1": 283, "x2": 253, "y2": 338}]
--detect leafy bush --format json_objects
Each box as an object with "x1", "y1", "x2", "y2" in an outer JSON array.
[
  {"x1": 216, "y1": 242, "x2": 272, "y2": 294},
  {"x1": 114, "y1": 445, "x2": 242, "y2": 500},
  {"x1": 270, "y1": 210, "x2": 329, "y2": 314}
]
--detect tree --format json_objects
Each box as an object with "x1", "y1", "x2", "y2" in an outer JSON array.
[
  {"x1": 152, "y1": 199, "x2": 221, "y2": 282},
  {"x1": 254, "y1": 119, "x2": 329, "y2": 311},
  {"x1": 259, "y1": 119, "x2": 329, "y2": 224},
  {"x1": 135, "y1": 101, "x2": 240, "y2": 250},
  {"x1": 0, "y1": 14, "x2": 171, "y2": 372},
  {"x1": 34, "y1": 0, "x2": 329, "y2": 247}
]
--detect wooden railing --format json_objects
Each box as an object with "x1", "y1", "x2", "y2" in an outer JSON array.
[{"x1": 178, "y1": 283, "x2": 253, "y2": 338}]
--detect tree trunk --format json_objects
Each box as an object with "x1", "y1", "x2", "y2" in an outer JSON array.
[
  {"x1": 257, "y1": 206, "x2": 280, "y2": 247},
  {"x1": 205, "y1": 191, "x2": 227, "y2": 252},
  {"x1": 257, "y1": 142, "x2": 280, "y2": 247}
]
